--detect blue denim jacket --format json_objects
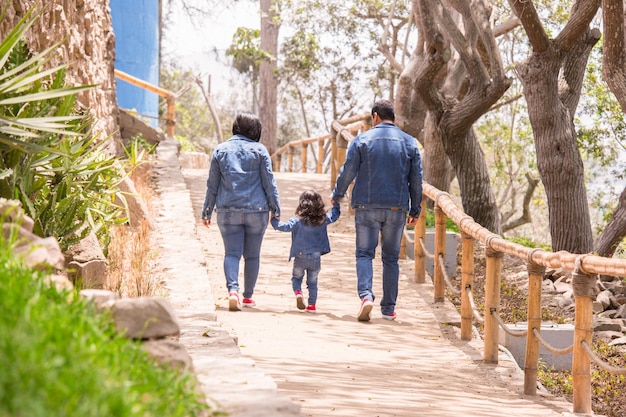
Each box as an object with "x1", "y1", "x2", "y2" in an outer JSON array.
[
  {"x1": 331, "y1": 122, "x2": 423, "y2": 218},
  {"x1": 202, "y1": 135, "x2": 281, "y2": 220},
  {"x1": 271, "y1": 202, "x2": 340, "y2": 260}
]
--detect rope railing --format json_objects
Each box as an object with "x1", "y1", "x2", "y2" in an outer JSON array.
[
  {"x1": 532, "y1": 328, "x2": 574, "y2": 355},
  {"x1": 492, "y1": 311, "x2": 528, "y2": 337},
  {"x1": 466, "y1": 287, "x2": 485, "y2": 323}
]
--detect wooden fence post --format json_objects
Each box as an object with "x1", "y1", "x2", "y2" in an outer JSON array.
[
  {"x1": 301, "y1": 143, "x2": 308, "y2": 173},
  {"x1": 460, "y1": 231, "x2": 474, "y2": 340},
  {"x1": 434, "y1": 205, "x2": 446, "y2": 302},
  {"x1": 524, "y1": 262, "x2": 545, "y2": 395},
  {"x1": 414, "y1": 199, "x2": 427, "y2": 284},
  {"x1": 571, "y1": 260, "x2": 594, "y2": 414},
  {"x1": 484, "y1": 246, "x2": 502, "y2": 364}
]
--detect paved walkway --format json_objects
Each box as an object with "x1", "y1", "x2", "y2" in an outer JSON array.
[{"x1": 152, "y1": 139, "x2": 582, "y2": 417}]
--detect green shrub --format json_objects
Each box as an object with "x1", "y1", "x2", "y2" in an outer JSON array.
[
  {"x1": 0, "y1": 5, "x2": 127, "y2": 252},
  {"x1": 0, "y1": 239, "x2": 211, "y2": 417}
]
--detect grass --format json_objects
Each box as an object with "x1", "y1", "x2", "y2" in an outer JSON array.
[
  {"x1": 107, "y1": 154, "x2": 163, "y2": 298},
  {"x1": 0, "y1": 239, "x2": 212, "y2": 417}
]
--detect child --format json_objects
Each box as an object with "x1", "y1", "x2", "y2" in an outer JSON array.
[{"x1": 271, "y1": 190, "x2": 340, "y2": 313}]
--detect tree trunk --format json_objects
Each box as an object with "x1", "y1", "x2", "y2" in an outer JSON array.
[
  {"x1": 259, "y1": 0, "x2": 279, "y2": 155},
  {"x1": 595, "y1": 187, "x2": 626, "y2": 257},
  {"x1": 517, "y1": 54, "x2": 593, "y2": 253}
]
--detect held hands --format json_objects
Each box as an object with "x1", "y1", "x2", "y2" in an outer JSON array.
[{"x1": 202, "y1": 219, "x2": 211, "y2": 228}]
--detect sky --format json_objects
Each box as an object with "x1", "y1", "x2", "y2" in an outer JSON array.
[{"x1": 161, "y1": 1, "x2": 259, "y2": 96}]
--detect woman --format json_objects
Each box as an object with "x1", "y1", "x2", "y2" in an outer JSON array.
[{"x1": 201, "y1": 112, "x2": 281, "y2": 311}]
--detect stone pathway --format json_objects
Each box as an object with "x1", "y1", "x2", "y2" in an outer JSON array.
[{"x1": 152, "y1": 139, "x2": 583, "y2": 417}]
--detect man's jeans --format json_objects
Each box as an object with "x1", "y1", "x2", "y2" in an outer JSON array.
[
  {"x1": 355, "y1": 209, "x2": 406, "y2": 315},
  {"x1": 292, "y1": 252, "x2": 321, "y2": 305},
  {"x1": 217, "y1": 211, "x2": 269, "y2": 298}
]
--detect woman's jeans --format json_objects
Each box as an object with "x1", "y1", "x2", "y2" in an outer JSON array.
[
  {"x1": 217, "y1": 211, "x2": 269, "y2": 298},
  {"x1": 292, "y1": 252, "x2": 321, "y2": 305},
  {"x1": 354, "y1": 209, "x2": 406, "y2": 315}
]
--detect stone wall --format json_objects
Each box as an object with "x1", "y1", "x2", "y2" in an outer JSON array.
[{"x1": 0, "y1": 0, "x2": 121, "y2": 154}]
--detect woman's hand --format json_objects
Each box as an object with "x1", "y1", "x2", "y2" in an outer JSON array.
[{"x1": 202, "y1": 219, "x2": 211, "y2": 228}]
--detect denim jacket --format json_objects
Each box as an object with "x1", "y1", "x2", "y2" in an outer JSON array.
[
  {"x1": 271, "y1": 202, "x2": 340, "y2": 260},
  {"x1": 202, "y1": 135, "x2": 281, "y2": 220},
  {"x1": 331, "y1": 122, "x2": 423, "y2": 218}
]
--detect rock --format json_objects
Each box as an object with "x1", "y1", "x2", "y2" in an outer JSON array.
[
  {"x1": 609, "y1": 337, "x2": 626, "y2": 346},
  {"x1": 108, "y1": 297, "x2": 180, "y2": 340},
  {"x1": 80, "y1": 289, "x2": 119, "y2": 309},
  {"x1": 142, "y1": 339, "x2": 194, "y2": 373}
]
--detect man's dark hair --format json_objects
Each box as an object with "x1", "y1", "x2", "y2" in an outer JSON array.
[
  {"x1": 371, "y1": 99, "x2": 395, "y2": 121},
  {"x1": 232, "y1": 112, "x2": 262, "y2": 142}
]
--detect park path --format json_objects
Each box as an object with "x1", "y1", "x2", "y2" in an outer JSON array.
[{"x1": 153, "y1": 139, "x2": 580, "y2": 417}]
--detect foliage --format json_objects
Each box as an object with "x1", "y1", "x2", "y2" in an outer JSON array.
[
  {"x1": 508, "y1": 236, "x2": 552, "y2": 251},
  {"x1": 0, "y1": 5, "x2": 126, "y2": 251},
  {"x1": 160, "y1": 63, "x2": 217, "y2": 153},
  {"x1": 422, "y1": 207, "x2": 460, "y2": 233},
  {"x1": 0, "y1": 236, "x2": 211, "y2": 417}
]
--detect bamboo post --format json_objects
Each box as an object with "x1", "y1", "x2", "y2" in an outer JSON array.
[
  {"x1": 460, "y1": 231, "x2": 474, "y2": 340},
  {"x1": 165, "y1": 96, "x2": 175, "y2": 138},
  {"x1": 414, "y1": 199, "x2": 427, "y2": 283},
  {"x1": 317, "y1": 139, "x2": 324, "y2": 173},
  {"x1": 524, "y1": 262, "x2": 545, "y2": 395},
  {"x1": 301, "y1": 143, "x2": 308, "y2": 173},
  {"x1": 571, "y1": 264, "x2": 594, "y2": 414},
  {"x1": 484, "y1": 246, "x2": 502, "y2": 364},
  {"x1": 434, "y1": 205, "x2": 446, "y2": 302},
  {"x1": 288, "y1": 148, "x2": 294, "y2": 172}
]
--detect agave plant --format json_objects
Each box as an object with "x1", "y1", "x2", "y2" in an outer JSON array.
[{"x1": 0, "y1": 2, "x2": 127, "y2": 251}]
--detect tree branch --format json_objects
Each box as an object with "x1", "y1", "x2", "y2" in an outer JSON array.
[
  {"x1": 554, "y1": 0, "x2": 601, "y2": 52},
  {"x1": 602, "y1": 0, "x2": 626, "y2": 111},
  {"x1": 502, "y1": 173, "x2": 540, "y2": 233},
  {"x1": 507, "y1": 0, "x2": 550, "y2": 53}
]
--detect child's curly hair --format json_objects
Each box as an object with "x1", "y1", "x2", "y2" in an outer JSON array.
[{"x1": 295, "y1": 190, "x2": 327, "y2": 226}]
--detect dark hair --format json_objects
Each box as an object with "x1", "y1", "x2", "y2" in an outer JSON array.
[
  {"x1": 295, "y1": 190, "x2": 326, "y2": 226},
  {"x1": 371, "y1": 99, "x2": 395, "y2": 121},
  {"x1": 232, "y1": 112, "x2": 262, "y2": 142}
]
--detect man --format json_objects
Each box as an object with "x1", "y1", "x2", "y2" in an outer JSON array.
[{"x1": 331, "y1": 99, "x2": 423, "y2": 321}]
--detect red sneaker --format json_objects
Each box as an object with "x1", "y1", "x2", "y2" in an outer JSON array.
[
  {"x1": 295, "y1": 290, "x2": 305, "y2": 310},
  {"x1": 357, "y1": 298, "x2": 373, "y2": 321},
  {"x1": 305, "y1": 304, "x2": 316, "y2": 313},
  {"x1": 228, "y1": 292, "x2": 241, "y2": 311},
  {"x1": 382, "y1": 311, "x2": 397, "y2": 321},
  {"x1": 242, "y1": 298, "x2": 256, "y2": 307}
]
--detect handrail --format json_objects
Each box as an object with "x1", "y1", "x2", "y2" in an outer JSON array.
[
  {"x1": 114, "y1": 69, "x2": 176, "y2": 138},
  {"x1": 272, "y1": 114, "x2": 626, "y2": 416}
]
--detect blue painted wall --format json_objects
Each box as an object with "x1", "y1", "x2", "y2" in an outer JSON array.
[{"x1": 110, "y1": 0, "x2": 160, "y2": 127}]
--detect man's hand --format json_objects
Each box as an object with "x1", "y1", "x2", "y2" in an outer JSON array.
[
  {"x1": 202, "y1": 219, "x2": 211, "y2": 228},
  {"x1": 406, "y1": 216, "x2": 418, "y2": 227}
]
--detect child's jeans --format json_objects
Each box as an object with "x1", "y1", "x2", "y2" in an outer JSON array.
[{"x1": 292, "y1": 252, "x2": 321, "y2": 305}]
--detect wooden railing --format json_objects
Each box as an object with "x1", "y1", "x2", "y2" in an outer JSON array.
[
  {"x1": 270, "y1": 113, "x2": 371, "y2": 176},
  {"x1": 275, "y1": 115, "x2": 626, "y2": 415},
  {"x1": 114, "y1": 69, "x2": 176, "y2": 138}
]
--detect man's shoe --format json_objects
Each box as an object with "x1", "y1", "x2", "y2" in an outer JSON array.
[
  {"x1": 305, "y1": 304, "x2": 316, "y2": 313},
  {"x1": 228, "y1": 292, "x2": 241, "y2": 311},
  {"x1": 382, "y1": 312, "x2": 397, "y2": 321},
  {"x1": 357, "y1": 298, "x2": 373, "y2": 321},
  {"x1": 295, "y1": 290, "x2": 306, "y2": 310},
  {"x1": 242, "y1": 298, "x2": 256, "y2": 307}
]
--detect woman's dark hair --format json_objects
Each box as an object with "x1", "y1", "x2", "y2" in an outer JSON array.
[
  {"x1": 232, "y1": 112, "x2": 262, "y2": 142},
  {"x1": 295, "y1": 190, "x2": 326, "y2": 226},
  {"x1": 371, "y1": 99, "x2": 395, "y2": 121}
]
